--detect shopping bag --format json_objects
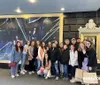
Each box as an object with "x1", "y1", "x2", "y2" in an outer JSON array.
[
  {"x1": 75, "y1": 68, "x2": 83, "y2": 82},
  {"x1": 83, "y1": 72, "x2": 98, "y2": 84}
]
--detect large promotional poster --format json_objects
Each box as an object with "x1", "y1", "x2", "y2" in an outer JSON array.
[{"x1": 0, "y1": 17, "x2": 59, "y2": 60}]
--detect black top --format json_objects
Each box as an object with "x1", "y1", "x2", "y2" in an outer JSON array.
[
  {"x1": 49, "y1": 47, "x2": 59, "y2": 62},
  {"x1": 33, "y1": 46, "x2": 38, "y2": 58},
  {"x1": 47, "y1": 47, "x2": 52, "y2": 61},
  {"x1": 78, "y1": 51, "x2": 87, "y2": 68},
  {"x1": 87, "y1": 48, "x2": 97, "y2": 67},
  {"x1": 60, "y1": 48, "x2": 70, "y2": 64},
  {"x1": 59, "y1": 47, "x2": 64, "y2": 62}
]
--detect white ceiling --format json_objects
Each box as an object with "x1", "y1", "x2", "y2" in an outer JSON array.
[{"x1": 0, "y1": 0, "x2": 100, "y2": 14}]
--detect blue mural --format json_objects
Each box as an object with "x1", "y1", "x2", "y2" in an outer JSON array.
[{"x1": 0, "y1": 17, "x2": 59, "y2": 60}]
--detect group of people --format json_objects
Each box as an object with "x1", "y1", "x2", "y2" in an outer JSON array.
[{"x1": 9, "y1": 38, "x2": 97, "y2": 84}]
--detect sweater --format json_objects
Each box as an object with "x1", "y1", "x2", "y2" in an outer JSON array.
[{"x1": 69, "y1": 50, "x2": 78, "y2": 66}]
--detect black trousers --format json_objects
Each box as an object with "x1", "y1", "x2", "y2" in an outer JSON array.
[
  {"x1": 28, "y1": 58, "x2": 37, "y2": 71},
  {"x1": 51, "y1": 61, "x2": 56, "y2": 75},
  {"x1": 70, "y1": 65, "x2": 78, "y2": 78}
]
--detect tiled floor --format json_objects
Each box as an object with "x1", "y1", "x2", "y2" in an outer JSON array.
[{"x1": 0, "y1": 69, "x2": 99, "y2": 85}]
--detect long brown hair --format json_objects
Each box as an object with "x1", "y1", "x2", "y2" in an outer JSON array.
[
  {"x1": 15, "y1": 41, "x2": 21, "y2": 52},
  {"x1": 30, "y1": 40, "x2": 36, "y2": 47}
]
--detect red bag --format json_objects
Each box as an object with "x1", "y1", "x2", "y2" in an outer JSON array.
[{"x1": 8, "y1": 62, "x2": 16, "y2": 67}]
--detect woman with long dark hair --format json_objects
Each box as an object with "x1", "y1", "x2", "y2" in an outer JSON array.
[
  {"x1": 69, "y1": 44, "x2": 78, "y2": 83},
  {"x1": 37, "y1": 48, "x2": 51, "y2": 79},
  {"x1": 28, "y1": 41, "x2": 36, "y2": 75},
  {"x1": 10, "y1": 41, "x2": 22, "y2": 78},
  {"x1": 86, "y1": 40, "x2": 97, "y2": 72}
]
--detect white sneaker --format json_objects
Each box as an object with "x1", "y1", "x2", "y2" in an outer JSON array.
[
  {"x1": 23, "y1": 69, "x2": 27, "y2": 73},
  {"x1": 32, "y1": 71, "x2": 35, "y2": 74},
  {"x1": 70, "y1": 78, "x2": 76, "y2": 83},
  {"x1": 11, "y1": 75, "x2": 15, "y2": 78},
  {"x1": 15, "y1": 74, "x2": 19, "y2": 77},
  {"x1": 55, "y1": 77, "x2": 59, "y2": 81},
  {"x1": 20, "y1": 71, "x2": 25, "y2": 75},
  {"x1": 29, "y1": 72, "x2": 32, "y2": 75},
  {"x1": 45, "y1": 76, "x2": 48, "y2": 80}
]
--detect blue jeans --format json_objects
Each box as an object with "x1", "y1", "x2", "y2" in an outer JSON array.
[
  {"x1": 37, "y1": 59, "x2": 41, "y2": 70},
  {"x1": 53, "y1": 61, "x2": 59, "y2": 77},
  {"x1": 61, "y1": 64, "x2": 68, "y2": 78},
  {"x1": 20, "y1": 53, "x2": 27, "y2": 70},
  {"x1": 11, "y1": 62, "x2": 19, "y2": 76}
]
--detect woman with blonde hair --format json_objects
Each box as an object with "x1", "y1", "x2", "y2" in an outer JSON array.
[{"x1": 78, "y1": 42, "x2": 89, "y2": 71}]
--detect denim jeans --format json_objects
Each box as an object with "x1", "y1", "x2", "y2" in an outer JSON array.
[
  {"x1": 37, "y1": 59, "x2": 41, "y2": 70},
  {"x1": 61, "y1": 64, "x2": 68, "y2": 78},
  {"x1": 20, "y1": 53, "x2": 27, "y2": 70},
  {"x1": 53, "y1": 61, "x2": 59, "y2": 77},
  {"x1": 11, "y1": 62, "x2": 19, "y2": 76}
]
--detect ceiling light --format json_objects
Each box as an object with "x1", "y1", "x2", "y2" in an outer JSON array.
[
  {"x1": 29, "y1": 0, "x2": 36, "y2": 3},
  {"x1": 61, "y1": 8, "x2": 65, "y2": 11},
  {"x1": 15, "y1": 7, "x2": 22, "y2": 13}
]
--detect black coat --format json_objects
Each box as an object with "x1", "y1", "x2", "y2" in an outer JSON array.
[
  {"x1": 49, "y1": 47, "x2": 59, "y2": 62},
  {"x1": 60, "y1": 49, "x2": 70, "y2": 65},
  {"x1": 87, "y1": 48, "x2": 97, "y2": 67},
  {"x1": 59, "y1": 48, "x2": 63, "y2": 62},
  {"x1": 33, "y1": 46, "x2": 38, "y2": 58}
]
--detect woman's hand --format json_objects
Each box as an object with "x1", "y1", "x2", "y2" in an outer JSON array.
[
  {"x1": 88, "y1": 67, "x2": 92, "y2": 71},
  {"x1": 83, "y1": 50, "x2": 86, "y2": 54}
]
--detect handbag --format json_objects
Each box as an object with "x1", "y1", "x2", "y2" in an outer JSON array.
[
  {"x1": 75, "y1": 68, "x2": 84, "y2": 82},
  {"x1": 28, "y1": 56, "x2": 33, "y2": 61},
  {"x1": 8, "y1": 62, "x2": 16, "y2": 67}
]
